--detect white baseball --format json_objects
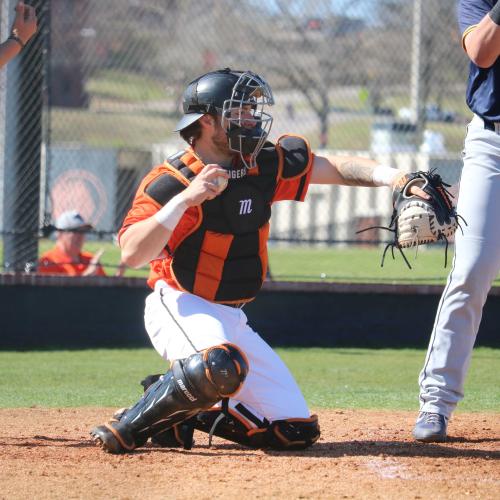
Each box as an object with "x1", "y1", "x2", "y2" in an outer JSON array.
[{"x1": 213, "y1": 176, "x2": 228, "y2": 192}]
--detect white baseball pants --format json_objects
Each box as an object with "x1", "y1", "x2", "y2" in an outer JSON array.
[
  {"x1": 418, "y1": 115, "x2": 500, "y2": 418},
  {"x1": 144, "y1": 280, "x2": 310, "y2": 425}
]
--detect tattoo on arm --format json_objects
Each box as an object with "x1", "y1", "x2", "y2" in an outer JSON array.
[{"x1": 336, "y1": 160, "x2": 377, "y2": 187}]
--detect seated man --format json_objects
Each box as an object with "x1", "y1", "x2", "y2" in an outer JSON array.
[{"x1": 39, "y1": 210, "x2": 106, "y2": 277}]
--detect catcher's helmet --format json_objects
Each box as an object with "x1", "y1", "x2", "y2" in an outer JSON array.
[{"x1": 174, "y1": 68, "x2": 274, "y2": 169}]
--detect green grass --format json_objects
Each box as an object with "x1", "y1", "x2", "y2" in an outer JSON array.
[
  {"x1": 86, "y1": 70, "x2": 167, "y2": 103},
  {"x1": 0, "y1": 348, "x2": 498, "y2": 411},
  {"x1": 4, "y1": 241, "x2": 498, "y2": 284},
  {"x1": 267, "y1": 245, "x2": 457, "y2": 284},
  {"x1": 50, "y1": 72, "x2": 470, "y2": 152},
  {"x1": 426, "y1": 121, "x2": 467, "y2": 152},
  {"x1": 318, "y1": 116, "x2": 466, "y2": 153},
  {"x1": 268, "y1": 245, "x2": 500, "y2": 285},
  {"x1": 51, "y1": 109, "x2": 176, "y2": 148},
  {"x1": 323, "y1": 117, "x2": 373, "y2": 151},
  {"x1": 283, "y1": 347, "x2": 500, "y2": 411}
]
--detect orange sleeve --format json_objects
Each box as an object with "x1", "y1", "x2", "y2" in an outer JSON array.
[
  {"x1": 272, "y1": 159, "x2": 314, "y2": 203},
  {"x1": 118, "y1": 165, "x2": 171, "y2": 244}
]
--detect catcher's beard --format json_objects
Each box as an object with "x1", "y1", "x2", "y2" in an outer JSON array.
[{"x1": 211, "y1": 124, "x2": 234, "y2": 159}]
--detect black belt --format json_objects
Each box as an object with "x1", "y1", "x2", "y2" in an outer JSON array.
[
  {"x1": 223, "y1": 302, "x2": 246, "y2": 309},
  {"x1": 483, "y1": 118, "x2": 499, "y2": 131}
]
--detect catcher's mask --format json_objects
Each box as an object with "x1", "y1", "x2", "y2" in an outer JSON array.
[{"x1": 175, "y1": 68, "x2": 274, "y2": 169}]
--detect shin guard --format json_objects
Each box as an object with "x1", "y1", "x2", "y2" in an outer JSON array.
[
  {"x1": 195, "y1": 405, "x2": 320, "y2": 450},
  {"x1": 91, "y1": 343, "x2": 248, "y2": 453}
]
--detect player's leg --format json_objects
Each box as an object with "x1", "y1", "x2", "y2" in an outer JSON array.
[
  {"x1": 194, "y1": 402, "x2": 319, "y2": 450},
  {"x1": 91, "y1": 282, "x2": 250, "y2": 453},
  {"x1": 139, "y1": 316, "x2": 319, "y2": 450},
  {"x1": 193, "y1": 321, "x2": 320, "y2": 450},
  {"x1": 91, "y1": 343, "x2": 248, "y2": 453},
  {"x1": 415, "y1": 121, "x2": 500, "y2": 440},
  {"x1": 121, "y1": 282, "x2": 318, "y2": 450},
  {"x1": 112, "y1": 374, "x2": 196, "y2": 449}
]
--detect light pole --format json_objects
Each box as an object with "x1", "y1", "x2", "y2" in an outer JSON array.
[{"x1": 410, "y1": 0, "x2": 424, "y2": 145}]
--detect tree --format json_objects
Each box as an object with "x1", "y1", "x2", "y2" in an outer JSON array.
[{"x1": 242, "y1": 0, "x2": 367, "y2": 148}]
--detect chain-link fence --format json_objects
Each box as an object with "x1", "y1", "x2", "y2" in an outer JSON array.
[{"x1": 0, "y1": 0, "x2": 469, "y2": 272}]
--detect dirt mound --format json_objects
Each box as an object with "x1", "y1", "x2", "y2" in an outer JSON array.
[{"x1": 1, "y1": 408, "x2": 498, "y2": 499}]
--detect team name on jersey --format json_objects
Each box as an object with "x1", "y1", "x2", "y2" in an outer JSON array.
[{"x1": 228, "y1": 167, "x2": 247, "y2": 179}]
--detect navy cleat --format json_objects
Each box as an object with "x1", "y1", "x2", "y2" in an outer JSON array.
[{"x1": 412, "y1": 412, "x2": 448, "y2": 442}]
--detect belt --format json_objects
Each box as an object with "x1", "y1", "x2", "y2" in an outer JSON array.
[
  {"x1": 482, "y1": 118, "x2": 500, "y2": 133},
  {"x1": 223, "y1": 302, "x2": 246, "y2": 309}
]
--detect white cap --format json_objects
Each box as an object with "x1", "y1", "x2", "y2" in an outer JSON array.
[{"x1": 55, "y1": 210, "x2": 93, "y2": 231}]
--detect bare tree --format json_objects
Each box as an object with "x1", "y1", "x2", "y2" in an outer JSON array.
[{"x1": 241, "y1": 0, "x2": 367, "y2": 147}]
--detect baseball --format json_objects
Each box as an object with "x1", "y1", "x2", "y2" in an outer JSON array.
[{"x1": 213, "y1": 175, "x2": 228, "y2": 193}]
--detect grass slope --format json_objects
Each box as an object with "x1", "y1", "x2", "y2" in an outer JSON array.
[{"x1": 0, "y1": 348, "x2": 498, "y2": 411}]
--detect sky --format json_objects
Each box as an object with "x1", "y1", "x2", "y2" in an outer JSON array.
[{"x1": 255, "y1": 0, "x2": 380, "y2": 21}]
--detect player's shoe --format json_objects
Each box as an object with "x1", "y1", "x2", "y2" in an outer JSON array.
[
  {"x1": 151, "y1": 419, "x2": 195, "y2": 449},
  {"x1": 90, "y1": 421, "x2": 137, "y2": 454},
  {"x1": 412, "y1": 412, "x2": 448, "y2": 442}
]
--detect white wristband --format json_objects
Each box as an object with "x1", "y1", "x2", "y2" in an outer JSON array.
[
  {"x1": 372, "y1": 165, "x2": 400, "y2": 187},
  {"x1": 154, "y1": 192, "x2": 188, "y2": 232}
]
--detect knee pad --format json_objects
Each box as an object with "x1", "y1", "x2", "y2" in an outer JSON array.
[{"x1": 181, "y1": 343, "x2": 249, "y2": 402}]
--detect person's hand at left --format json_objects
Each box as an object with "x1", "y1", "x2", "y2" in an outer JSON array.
[
  {"x1": 11, "y1": 2, "x2": 38, "y2": 46},
  {"x1": 83, "y1": 248, "x2": 104, "y2": 276}
]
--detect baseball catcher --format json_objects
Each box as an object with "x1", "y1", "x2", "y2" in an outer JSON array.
[
  {"x1": 91, "y1": 67, "x2": 446, "y2": 454},
  {"x1": 358, "y1": 170, "x2": 464, "y2": 268}
]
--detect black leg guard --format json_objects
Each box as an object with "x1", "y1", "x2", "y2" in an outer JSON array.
[
  {"x1": 115, "y1": 373, "x2": 194, "y2": 449},
  {"x1": 194, "y1": 406, "x2": 320, "y2": 450},
  {"x1": 90, "y1": 343, "x2": 248, "y2": 453},
  {"x1": 140, "y1": 374, "x2": 196, "y2": 449},
  {"x1": 266, "y1": 415, "x2": 320, "y2": 450},
  {"x1": 149, "y1": 416, "x2": 196, "y2": 449}
]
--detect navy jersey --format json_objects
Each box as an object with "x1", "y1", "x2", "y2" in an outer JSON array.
[{"x1": 458, "y1": 0, "x2": 500, "y2": 121}]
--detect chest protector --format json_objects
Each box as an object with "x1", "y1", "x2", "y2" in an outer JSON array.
[{"x1": 145, "y1": 136, "x2": 309, "y2": 303}]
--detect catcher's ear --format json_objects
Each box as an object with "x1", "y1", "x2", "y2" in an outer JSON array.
[{"x1": 199, "y1": 114, "x2": 216, "y2": 128}]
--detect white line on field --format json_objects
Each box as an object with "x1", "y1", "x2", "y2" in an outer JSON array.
[{"x1": 365, "y1": 458, "x2": 412, "y2": 480}]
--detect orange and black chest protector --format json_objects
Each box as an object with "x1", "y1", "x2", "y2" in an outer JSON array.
[{"x1": 144, "y1": 136, "x2": 310, "y2": 303}]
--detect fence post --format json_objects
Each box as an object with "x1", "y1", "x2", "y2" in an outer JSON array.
[{"x1": 2, "y1": 0, "x2": 47, "y2": 272}]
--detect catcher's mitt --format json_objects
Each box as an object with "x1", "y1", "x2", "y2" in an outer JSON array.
[{"x1": 358, "y1": 170, "x2": 465, "y2": 268}]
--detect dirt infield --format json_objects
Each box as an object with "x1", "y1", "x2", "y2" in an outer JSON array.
[{"x1": 1, "y1": 408, "x2": 498, "y2": 499}]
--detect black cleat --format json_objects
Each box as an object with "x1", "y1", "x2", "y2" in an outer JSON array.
[
  {"x1": 90, "y1": 422, "x2": 136, "y2": 454},
  {"x1": 151, "y1": 425, "x2": 194, "y2": 450}
]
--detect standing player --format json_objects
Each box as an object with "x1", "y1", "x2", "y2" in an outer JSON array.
[
  {"x1": 413, "y1": 0, "x2": 500, "y2": 442},
  {"x1": 91, "y1": 68, "x2": 427, "y2": 453}
]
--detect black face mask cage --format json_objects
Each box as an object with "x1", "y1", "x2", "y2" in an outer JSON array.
[{"x1": 221, "y1": 71, "x2": 274, "y2": 169}]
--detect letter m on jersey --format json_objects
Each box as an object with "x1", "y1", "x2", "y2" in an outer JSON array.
[{"x1": 239, "y1": 199, "x2": 253, "y2": 215}]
